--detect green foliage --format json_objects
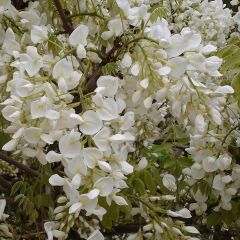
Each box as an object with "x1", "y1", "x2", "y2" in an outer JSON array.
[
  {"x1": 207, "y1": 212, "x2": 221, "y2": 227},
  {"x1": 148, "y1": 5, "x2": 169, "y2": 23},
  {"x1": 102, "y1": 62, "x2": 120, "y2": 75},
  {"x1": 9, "y1": 165, "x2": 53, "y2": 227},
  {"x1": 0, "y1": 131, "x2": 10, "y2": 149},
  {"x1": 207, "y1": 201, "x2": 240, "y2": 228},
  {"x1": 99, "y1": 197, "x2": 131, "y2": 231},
  {"x1": 217, "y1": 37, "x2": 240, "y2": 98},
  {"x1": 48, "y1": 33, "x2": 63, "y2": 56}
]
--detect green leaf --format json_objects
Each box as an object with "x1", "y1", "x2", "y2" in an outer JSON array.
[
  {"x1": 179, "y1": 156, "x2": 194, "y2": 169},
  {"x1": 11, "y1": 181, "x2": 23, "y2": 196},
  {"x1": 148, "y1": 6, "x2": 169, "y2": 23},
  {"x1": 48, "y1": 34, "x2": 63, "y2": 56},
  {"x1": 99, "y1": 199, "x2": 120, "y2": 230},
  {"x1": 143, "y1": 170, "x2": 156, "y2": 194},
  {"x1": 232, "y1": 73, "x2": 240, "y2": 94},
  {"x1": 221, "y1": 50, "x2": 240, "y2": 73},
  {"x1": 102, "y1": 213, "x2": 112, "y2": 230},
  {"x1": 14, "y1": 194, "x2": 24, "y2": 202},
  {"x1": 35, "y1": 194, "x2": 53, "y2": 208},
  {"x1": 0, "y1": 131, "x2": 10, "y2": 149},
  {"x1": 217, "y1": 45, "x2": 239, "y2": 59},
  {"x1": 110, "y1": 202, "x2": 120, "y2": 222},
  {"x1": 135, "y1": 178, "x2": 145, "y2": 195},
  {"x1": 207, "y1": 212, "x2": 221, "y2": 227},
  {"x1": 163, "y1": 157, "x2": 175, "y2": 169},
  {"x1": 221, "y1": 210, "x2": 235, "y2": 226},
  {"x1": 102, "y1": 62, "x2": 120, "y2": 75}
]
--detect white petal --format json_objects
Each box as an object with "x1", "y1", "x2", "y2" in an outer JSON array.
[
  {"x1": 70, "y1": 114, "x2": 84, "y2": 124},
  {"x1": 209, "y1": 108, "x2": 222, "y2": 125},
  {"x1": 83, "y1": 147, "x2": 103, "y2": 169},
  {"x1": 169, "y1": 57, "x2": 187, "y2": 78},
  {"x1": 80, "y1": 110, "x2": 103, "y2": 135},
  {"x1": 77, "y1": 44, "x2": 87, "y2": 59},
  {"x1": 144, "y1": 96, "x2": 153, "y2": 109},
  {"x1": 121, "y1": 53, "x2": 132, "y2": 68},
  {"x1": 132, "y1": 90, "x2": 141, "y2": 103},
  {"x1": 183, "y1": 226, "x2": 200, "y2": 234},
  {"x1": 2, "y1": 139, "x2": 18, "y2": 151},
  {"x1": 96, "y1": 98, "x2": 118, "y2": 121},
  {"x1": 202, "y1": 156, "x2": 218, "y2": 172},
  {"x1": 46, "y1": 151, "x2": 62, "y2": 163},
  {"x1": 31, "y1": 25, "x2": 48, "y2": 44},
  {"x1": 93, "y1": 127, "x2": 111, "y2": 151},
  {"x1": 71, "y1": 174, "x2": 81, "y2": 189},
  {"x1": 49, "y1": 174, "x2": 65, "y2": 186},
  {"x1": 176, "y1": 208, "x2": 192, "y2": 218},
  {"x1": 69, "y1": 202, "x2": 82, "y2": 214},
  {"x1": 101, "y1": 31, "x2": 113, "y2": 40},
  {"x1": 98, "y1": 161, "x2": 112, "y2": 172},
  {"x1": 69, "y1": 24, "x2": 89, "y2": 46},
  {"x1": 130, "y1": 63, "x2": 140, "y2": 76},
  {"x1": 120, "y1": 161, "x2": 133, "y2": 174},
  {"x1": 217, "y1": 154, "x2": 232, "y2": 171},
  {"x1": 195, "y1": 114, "x2": 205, "y2": 133},
  {"x1": 87, "y1": 230, "x2": 104, "y2": 240},
  {"x1": 215, "y1": 86, "x2": 234, "y2": 94},
  {"x1": 52, "y1": 230, "x2": 65, "y2": 238},
  {"x1": 22, "y1": 147, "x2": 38, "y2": 157},
  {"x1": 167, "y1": 34, "x2": 186, "y2": 58},
  {"x1": 59, "y1": 130, "x2": 81, "y2": 157},
  {"x1": 53, "y1": 59, "x2": 73, "y2": 79},
  {"x1": 45, "y1": 110, "x2": 60, "y2": 120},
  {"x1": 40, "y1": 134, "x2": 54, "y2": 144},
  {"x1": 162, "y1": 174, "x2": 177, "y2": 192},
  {"x1": 158, "y1": 66, "x2": 171, "y2": 76},
  {"x1": 87, "y1": 189, "x2": 100, "y2": 199},
  {"x1": 113, "y1": 196, "x2": 128, "y2": 205},
  {"x1": 140, "y1": 78, "x2": 149, "y2": 89},
  {"x1": 23, "y1": 127, "x2": 41, "y2": 145},
  {"x1": 202, "y1": 44, "x2": 217, "y2": 55},
  {"x1": 94, "y1": 177, "x2": 114, "y2": 196},
  {"x1": 96, "y1": 76, "x2": 119, "y2": 97}
]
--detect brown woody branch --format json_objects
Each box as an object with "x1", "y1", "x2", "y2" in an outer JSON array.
[
  {"x1": 53, "y1": 0, "x2": 73, "y2": 34},
  {"x1": 0, "y1": 151, "x2": 38, "y2": 177},
  {"x1": 84, "y1": 37, "x2": 123, "y2": 94},
  {"x1": 0, "y1": 175, "x2": 12, "y2": 189}
]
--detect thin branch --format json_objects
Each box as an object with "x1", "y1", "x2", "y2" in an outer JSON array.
[
  {"x1": 0, "y1": 151, "x2": 38, "y2": 177},
  {"x1": 69, "y1": 12, "x2": 105, "y2": 20},
  {"x1": 221, "y1": 123, "x2": 240, "y2": 147},
  {"x1": 105, "y1": 223, "x2": 145, "y2": 236},
  {"x1": 84, "y1": 37, "x2": 122, "y2": 93},
  {"x1": 0, "y1": 175, "x2": 12, "y2": 189},
  {"x1": 83, "y1": 36, "x2": 158, "y2": 94},
  {"x1": 53, "y1": 0, "x2": 73, "y2": 34}
]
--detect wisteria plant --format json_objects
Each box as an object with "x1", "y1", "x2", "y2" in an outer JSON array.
[{"x1": 0, "y1": 0, "x2": 240, "y2": 239}]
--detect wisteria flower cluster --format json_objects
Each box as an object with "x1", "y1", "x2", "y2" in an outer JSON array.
[{"x1": 0, "y1": 0, "x2": 240, "y2": 239}]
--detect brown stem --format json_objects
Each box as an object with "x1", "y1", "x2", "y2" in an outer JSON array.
[
  {"x1": 0, "y1": 151, "x2": 38, "y2": 177},
  {"x1": 53, "y1": 0, "x2": 73, "y2": 34},
  {"x1": 84, "y1": 37, "x2": 123, "y2": 93},
  {"x1": 0, "y1": 175, "x2": 12, "y2": 189}
]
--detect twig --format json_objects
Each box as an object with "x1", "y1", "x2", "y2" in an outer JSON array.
[
  {"x1": 84, "y1": 37, "x2": 122, "y2": 93},
  {"x1": 105, "y1": 223, "x2": 145, "y2": 236},
  {"x1": 69, "y1": 12, "x2": 105, "y2": 20},
  {"x1": 221, "y1": 124, "x2": 240, "y2": 147},
  {"x1": 0, "y1": 151, "x2": 38, "y2": 177},
  {"x1": 53, "y1": 0, "x2": 73, "y2": 34},
  {"x1": 0, "y1": 175, "x2": 11, "y2": 189}
]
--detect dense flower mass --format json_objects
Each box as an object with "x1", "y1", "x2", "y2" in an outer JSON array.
[{"x1": 0, "y1": 0, "x2": 240, "y2": 239}]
